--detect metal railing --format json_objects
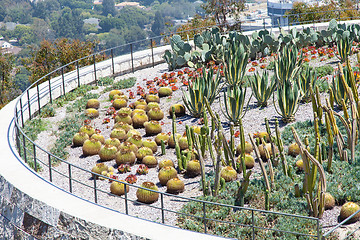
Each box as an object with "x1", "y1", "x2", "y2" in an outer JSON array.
[{"x1": 11, "y1": 10, "x2": 360, "y2": 239}]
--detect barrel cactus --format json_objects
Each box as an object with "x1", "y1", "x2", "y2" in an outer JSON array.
[
  {"x1": 339, "y1": 202, "x2": 360, "y2": 223},
  {"x1": 144, "y1": 120, "x2": 162, "y2": 136},
  {"x1": 158, "y1": 87, "x2": 172, "y2": 97},
  {"x1": 72, "y1": 132, "x2": 89, "y2": 147},
  {"x1": 136, "y1": 147, "x2": 153, "y2": 161},
  {"x1": 148, "y1": 107, "x2": 164, "y2": 121},
  {"x1": 115, "y1": 148, "x2": 136, "y2": 166},
  {"x1": 110, "y1": 180, "x2": 129, "y2": 196},
  {"x1": 155, "y1": 133, "x2": 170, "y2": 145},
  {"x1": 220, "y1": 166, "x2": 237, "y2": 182},
  {"x1": 158, "y1": 166, "x2": 178, "y2": 185},
  {"x1": 136, "y1": 181, "x2": 159, "y2": 204},
  {"x1": 185, "y1": 160, "x2": 201, "y2": 177},
  {"x1": 166, "y1": 177, "x2": 185, "y2": 194},
  {"x1": 86, "y1": 99, "x2": 100, "y2": 109},
  {"x1": 159, "y1": 159, "x2": 175, "y2": 169},
  {"x1": 82, "y1": 138, "x2": 102, "y2": 156},
  {"x1": 99, "y1": 144, "x2": 118, "y2": 161},
  {"x1": 132, "y1": 112, "x2": 149, "y2": 128},
  {"x1": 142, "y1": 155, "x2": 158, "y2": 168},
  {"x1": 169, "y1": 104, "x2": 186, "y2": 117},
  {"x1": 142, "y1": 139, "x2": 158, "y2": 153}
]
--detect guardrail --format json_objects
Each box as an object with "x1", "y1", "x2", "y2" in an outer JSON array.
[{"x1": 11, "y1": 13, "x2": 360, "y2": 239}]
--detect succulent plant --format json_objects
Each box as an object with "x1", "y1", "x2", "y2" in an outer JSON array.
[
  {"x1": 113, "y1": 94, "x2": 128, "y2": 101},
  {"x1": 112, "y1": 98, "x2": 127, "y2": 109},
  {"x1": 288, "y1": 142, "x2": 300, "y2": 157},
  {"x1": 119, "y1": 141, "x2": 139, "y2": 153},
  {"x1": 99, "y1": 144, "x2": 118, "y2": 161},
  {"x1": 132, "y1": 112, "x2": 149, "y2": 128},
  {"x1": 127, "y1": 129, "x2": 141, "y2": 138},
  {"x1": 159, "y1": 159, "x2": 175, "y2": 169},
  {"x1": 134, "y1": 99, "x2": 147, "y2": 107},
  {"x1": 135, "y1": 104, "x2": 148, "y2": 112},
  {"x1": 114, "y1": 113, "x2": 132, "y2": 125},
  {"x1": 158, "y1": 87, "x2": 173, "y2": 97},
  {"x1": 185, "y1": 159, "x2": 201, "y2": 177},
  {"x1": 148, "y1": 107, "x2": 164, "y2": 121},
  {"x1": 258, "y1": 143, "x2": 278, "y2": 161},
  {"x1": 91, "y1": 163, "x2": 108, "y2": 178},
  {"x1": 254, "y1": 132, "x2": 270, "y2": 142},
  {"x1": 142, "y1": 155, "x2": 158, "y2": 168},
  {"x1": 295, "y1": 159, "x2": 304, "y2": 171},
  {"x1": 82, "y1": 138, "x2": 102, "y2": 156},
  {"x1": 110, "y1": 128, "x2": 127, "y2": 141},
  {"x1": 237, "y1": 154, "x2": 255, "y2": 169},
  {"x1": 110, "y1": 180, "x2": 129, "y2": 196},
  {"x1": 117, "y1": 164, "x2": 131, "y2": 173},
  {"x1": 104, "y1": 138, "x2": 121, "y2": 149},
  {"x1": 168, "y1": 104, "x2": 186, "y2": 117},
  {"x1": 131, "y1": 109, "x2": 146, "y2": 117},
  {"x1": 136, "y1": 164, "x2": 149, "y2": 175},
  {"x1": 178, "y1": 136, "x2": 189, "y2": 150},
  {"x1": 72, "y1": 132, "x2": 89, "y2": 147},
  {"x1": 340, "y1": 202, "x2": 360, "y2": 223},
  {"x1": 86, "y1": 99, "x2": 100, "y2": 109},
  {"x1": 142, "y1": 139, "x2": 158, "y2": 153},
  {"x1": 155, "y1": 133, "x2": 170, "y2": 145},
  {"x1": 146, "y1": 94, "x2": 160, "y2": 103},
  {"x1": 113, "y1": 122, "x2": 133, "y2": 133},
  {"x1": 117, "y1": 107, "x2": 132, "y2": 116},
  {"x1": 136, "y1": 181, "x2": 159, "y2": 204},
  {"x1": 144, "y1": 120, "x2": 162, "y2": 136},
  {"x1": 126, "y1": 134, "x2": 143, "y2": 148},
  {"x1": 236, "y1": 141, "x2": 253, "y2": 155},
  {"x1": 136, "y1": 147, "x2": 153, "y2": 161},
  {"x1": 158, "y1": 166, "x2": 178, "y2": 185},
  {"x1": 125, "y1": 174, "x2": 137, "y2": 184},
  {"x1": 168, "y1": 133, "x2": 181, "y2": 148},
  {"x1": 181, "y1": 149, "x2": 199, "y2": 160},
  {"x1": 85, "y1": 108, "x2": 99, "y2": 118},
  {"x1": 166, "y1": 177, "x2": 185, "y2": 194},
  {"x1": 324, "y1": 193, "x2": 335, "y2": 210},
  {"x1": 220, "y1": 166, "x2": 237, "y2": 182},
  {"x1": 109, "y1": 89, "x2": 124, "y2": 100},
  {"x1": 115, "y1": 148, "x2": 136, "y2": 165},
  {"x1": 147, "y1": 102, "x2": 160, "y2": 110},
  {"x1": 91, "y1": 132, "x2": 105, "y2": 144},
  {"x1": 79, "y1": 125, "x2": 95, "y2": 137}
]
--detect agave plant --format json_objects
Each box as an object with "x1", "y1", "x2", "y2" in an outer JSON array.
[
  {"x1": 221, "y1": 85, "x2": 250, "y2": 125},
  {"x1": 336, "y1": 30, "x2": 353, "y2": 63},
  {"x1": 274, "y1": 44, "x2": 302, "y2": 87},
  {"x1": 223, "y1": 43, "x2": 249, "y2": 87},
  {"x1": 274, "y1": 80, "x2": 301, "y2": 123},
  {"x1": 250, "y1": 71, "x2": 276, "y2": 107},
  {"x1": 297, "y1": 65, "x2": 317, "y2": 103},
  {"x1": 331, "y1": 65, "x2": 353, "y2": 108},
  {"x1": 182, "y1": 68, "x2": 221, "y2": 118}
]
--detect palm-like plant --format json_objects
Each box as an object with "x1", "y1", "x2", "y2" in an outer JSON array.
[
  {"x1": 250, "y1": 71, "x2": 276, "y2": 107},
  {"x1": 274, "y1": 44, "x2": 302, "y2": 86},
  {"x1": 274, "y1": 80, "x2": 301, "y2": 123}
]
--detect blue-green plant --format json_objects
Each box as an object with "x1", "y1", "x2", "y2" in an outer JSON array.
[
  {"x1": 164, "y1": 35, "x2": 192, "y2": 70},
  {"x1": 297, "y1": 65, "x2": 317, "y2": 103},
  {"x1": 274, "y1": 79, "x2": 301, "y2": 123},
  {"x1": 336, "y1": 30, "x2": 353, "y2": 63},
  {"x1": 223, "y1": 43, "x2": 248, "y2": 87}
]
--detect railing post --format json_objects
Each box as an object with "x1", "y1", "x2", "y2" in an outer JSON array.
[
  {"x1": 263, "y1": 18, "x2": 266, "y2": 29},
  {"x1": 130, "y1": 43, "x2": 134, "y2": 73},
  {"x1": 252, "y1": 210, "x2": 255, "y2": 240},
  {"x1": 22, "y1": 134, "x2": 27, "y2": 163},
  {"x1": 48, "y1": 154, "x2": 52, "y2": 182},
  {"x1": 111, "y1": 49, "x2": 115, "y2": 75},
  {"x1": 76, "y1": 61, "x2": 80, "y2": 87},
  {"x1": 61, "y1": 67, "x2": 65, "y2": 96},
  {"x1": 68, "y1": 164, "x2": 72, "y2": 193},
  {"x1": 93, "y1": 55, "x2": 97, "y2": 84},
  {"x1": 36, "y1": 83, "x2": 41, "y2": 114},
  {"x1": 27, "y1": 90, "x2": 31, "y2": 120},
  {"x1": 124, "y1": 185, "x2": 129, "y2": 214},
  {"x1": 19, "y1": 98, "x2": 24, "y2": 128},
  {"x1": 203, "y1": 201, "x2": 207, "y2": 234},
  {"x1": 93, "y1": 177, "x2": 97, "y2": 203},
  {"x1": 161, "y1": 193, "x2": 165, "y2": 224},
  {"x1": 33, "y1": 143, "x2": 37, "y2": 172},
  {"x1": 150, "y1": 39, "x2": 155, "y2": 68},
  {"x1": 48, "y1": 76, "x2": 52, "y2": 104},
  {"x1": 14, "y1": 120, "x2": 20, "y2": 154}
]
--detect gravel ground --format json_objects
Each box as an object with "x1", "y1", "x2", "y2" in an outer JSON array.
[{"x1": 32, "y1": 54, "x2": 360, "y2": 238}]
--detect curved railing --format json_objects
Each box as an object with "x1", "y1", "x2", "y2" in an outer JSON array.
[{"x1": 10, "y1": 14, "x2": 360, "y2": 239}]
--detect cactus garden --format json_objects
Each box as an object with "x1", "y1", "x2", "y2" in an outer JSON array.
[{"x1": 21, "y1": 19, "x2": 360, "y2": 239}]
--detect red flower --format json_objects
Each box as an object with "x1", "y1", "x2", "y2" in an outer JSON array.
[
  {"x1": 171, "y1": 85, "x2": 178, "y2": 91},
  {"x1": 260, "y1": 64, "x2": 266, "y2": 69},
  {"x1": 234, "y1": 131, "x2": 240, "y2": 138},
  {"x1": 248, "y1": 67, "x2": 255, "y2": 72}
]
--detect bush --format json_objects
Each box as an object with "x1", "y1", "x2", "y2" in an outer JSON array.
[{"x1": 103, "y1": 77, "x2": 136, "y2": 92}]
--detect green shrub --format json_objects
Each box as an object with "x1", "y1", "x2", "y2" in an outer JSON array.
[
  {"x1": 103, "y1": 77, "x2": 136, "y2": 92},
  {"x1": 40, "y1": 104, "x2": 55, "y2": 118},
  {"x1": 97, "y1": 76, "x2": 114, "y2": 86}
]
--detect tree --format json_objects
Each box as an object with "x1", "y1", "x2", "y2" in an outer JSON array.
[
  {"x1": 52, "y1": 7, "x2": 84, "y2": 39},
  {"x1": 13, "y1": 25, "x2": 36, "y2": 46},
  {"x1": 152, "y1": 11, "x2": 165, "y2": 36},
  {"x1": 24, "y1": 39, "x2": 105, "y2": 84},
  {"x1": 0, "y1": 52, "x2": 18, "y2": 106},
  {"x1": 202, "y1": 0, "x2": 245, "y2": 29},
  {"x1": 102, "y1": 0, "x2": 116, "y2": 16},
  {"x1": 33, "y1": 0, "x2": 60, "y2": 20}
]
